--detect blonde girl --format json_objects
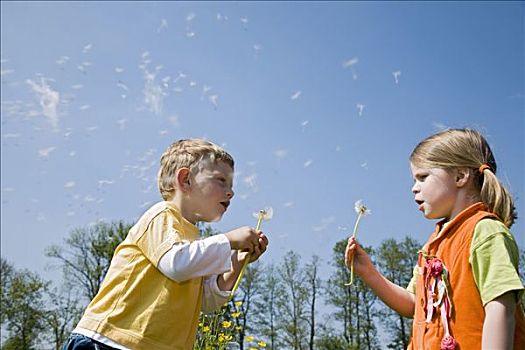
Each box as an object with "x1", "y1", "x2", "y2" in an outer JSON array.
[{"x1": 346, "y1": 128, "x2": 524, "y2": 349}]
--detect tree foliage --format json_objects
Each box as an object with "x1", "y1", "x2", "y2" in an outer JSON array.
[
  {"x1": 1, "y1": 258, "x2": 48, "y2": 350},
  {"x1": 375, "y1": 236, "x2": 420, "y2": 349},
  {"x1": 46, "y1": 221, "x2": 132, "y2": 301},
  {"x1": 324, "y1": 239, "x2": 380, "y2": 350},
  {"x1": 276, "y1": 251, "x2": 309, "y2": 350}
]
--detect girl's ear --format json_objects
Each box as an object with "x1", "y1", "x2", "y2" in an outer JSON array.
[
  {"x1": 176, "y1": 168, "x2": 191, "y2": 192},
  {"x1": 455, "y1": 168, "x2": 471, "y2": 187}
]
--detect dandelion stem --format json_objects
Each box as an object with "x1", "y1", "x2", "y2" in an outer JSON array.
[
  {"x1": 346, "y1": 211, "x2": 364, "y2": 286},
  {"x1": 228, "y1": 210, "x2": 264, "y2": 302}
]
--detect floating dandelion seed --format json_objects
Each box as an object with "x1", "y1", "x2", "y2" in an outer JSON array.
[
  {"x1": 392, "y1": 70, "x2": 401, "y2": 84},
  {"x1": 290, "y1": 90, "x2": 302, "y2": 100},
  {"x1": 342, "y1": 57, "x2": 359, "y2": 68},
  {"x1": 230, "y1": 208, "x2": 272, "y2": 301},
  {"x1": 346, "y1": 200, "x2": 370, "y2": 286},
  {"x1": 356, "y1": 103, "x2": 365, "y2": 117}
]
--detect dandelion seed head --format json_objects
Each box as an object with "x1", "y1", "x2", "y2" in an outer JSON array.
[
  {"x1": 252, "y1": 207, "x2": 273, "y2": 221},
  {"x1": 354, "y1": 200, "x2": 371, "y2": 216}
]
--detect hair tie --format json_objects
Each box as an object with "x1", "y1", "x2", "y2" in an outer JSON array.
[{"x1": 479, "y1": 164, "x2": 491, "y2": 174}]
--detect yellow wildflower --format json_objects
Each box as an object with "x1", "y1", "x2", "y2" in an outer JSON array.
[
  {"x1": 231, "y1": 312, "x2": 241, "y2": 318},
  {"x1": 235, "y1": 326, "x2": 242, "y2": 331},
  {"x1": 222, "y1": 321, "x2": 232, "y2": 328},
  {"x1": 218, "y1": 333, "x2": 226, "y2": 343},
  {"x1": 202, "y1": 326, "x2": 210, "y2": 333},
  {"x1": 245, "y1": 335, "x2": 254, "y2": 342},
  {"x1": 258, "y1": 341, "x2": 267, "y2": 347},
  {"x1": 235, "y1": 301, "x2": 243, "y2": 306}
]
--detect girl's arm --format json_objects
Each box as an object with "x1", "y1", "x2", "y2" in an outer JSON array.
[
  {"x1": 482, "y1": 291, "x2": 516, "y2": 350},
  {"x1": 346, "y1": 237, "x2": 415, "y2": 317}
]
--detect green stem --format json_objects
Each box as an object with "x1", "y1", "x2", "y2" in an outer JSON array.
[
  {"x1": 228, "y1": 211, "x2": 264, "y2": 301},
  {"x1": 346, "y1": 212, "x2": 363, "y2": 286}
]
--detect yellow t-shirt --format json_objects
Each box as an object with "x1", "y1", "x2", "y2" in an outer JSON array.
[
  {"x1": 77, "y1": 201, "x2": 203, "y2": 350},
  {"x1": 407, "y1": 218, "x2": 524, "y2": 305}
]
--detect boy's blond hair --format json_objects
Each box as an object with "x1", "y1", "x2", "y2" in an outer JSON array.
[
  {"x1": 158, "y1": 139, "x2": 234, "y2": 201},
  {"x1": 410, "y1": 128, "x2": 517, "y2": 227}
]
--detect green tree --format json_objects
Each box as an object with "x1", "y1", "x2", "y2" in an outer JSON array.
[
  {"x1": 46, "y1": 221, "x2": 131, "y2": 301},
  {"x1": 43, "y1": 283, "x2": 83, "y2": 350},
  {"x1": 376, "y1": 236, "x2": 420, "y2": 350},
  {"x1": 305, "y1": 255, "x2": 322, "y2": 350},
  {"x1": 252, "y1": 263, "x2": 283, "y2": 350},
  {"x1": 276, "y1": 251, "x2": 309, "y2": 350},
  {"x1": 1, "y1": 258, "x2": 48, "y2": 350},
  {"x1": 325, "y1": 239, "x2": 379, "y2": 350},
  {"x1": 231, "y1": 261, "x2": 263, "y2": 349}
]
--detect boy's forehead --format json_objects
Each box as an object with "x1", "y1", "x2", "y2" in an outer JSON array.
[{"x1": 198, "y1": 159, "x2": 234, "y2": 175}]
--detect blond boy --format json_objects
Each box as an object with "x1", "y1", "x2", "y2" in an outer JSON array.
[{"x1": 62, "y1": 139, "x2": 268, "y2": 350}]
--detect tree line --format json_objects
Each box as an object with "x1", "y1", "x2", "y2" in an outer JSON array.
[{"x1": 2, "y1": 221, "x2": 524, "y2": 350}]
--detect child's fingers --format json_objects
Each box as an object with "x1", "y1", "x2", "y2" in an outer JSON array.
[
  {"x1": 344, "y1": 238, "x2": 357, "y2": 266},
  {"x1": 257, "y1": 231, "x2": 269, "y2": 245}
]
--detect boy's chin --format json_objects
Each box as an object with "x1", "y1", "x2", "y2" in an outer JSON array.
[{"x1": 206, "y1": 213, "x2": 224, "y2": 223}]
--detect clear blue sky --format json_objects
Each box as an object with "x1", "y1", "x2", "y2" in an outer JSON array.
[{"x1": 1, "y1": 2, "x2": 523, "y2": 287}]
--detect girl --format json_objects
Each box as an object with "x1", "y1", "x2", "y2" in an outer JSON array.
[{"x1": 346, "y1": 128, "x2": 524, "y2": 349}]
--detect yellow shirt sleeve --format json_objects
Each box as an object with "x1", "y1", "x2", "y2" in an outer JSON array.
[
  {"x1": 470, "y1": 218, "x2": 524, "y2": 306},
  {"x1": 406, "y1": 265, "x2": 418, "y2": 294}
]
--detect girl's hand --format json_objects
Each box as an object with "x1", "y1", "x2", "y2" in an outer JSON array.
[{"x1": 345, "y1": 237, "x2": 373, "y2": 276}]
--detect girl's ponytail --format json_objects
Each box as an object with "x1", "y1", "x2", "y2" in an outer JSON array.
[{"x1": 479, "y1": 166, "x2": 517, "y2": 227}]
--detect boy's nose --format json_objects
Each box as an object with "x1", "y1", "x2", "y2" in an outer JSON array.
[{"x1": 226, "y1": 188, "x2": 234, "y2": 199}]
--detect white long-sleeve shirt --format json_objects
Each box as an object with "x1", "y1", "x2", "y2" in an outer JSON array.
[{"x1": 73, "y1": 234, "x2": 233, "y2": 350}]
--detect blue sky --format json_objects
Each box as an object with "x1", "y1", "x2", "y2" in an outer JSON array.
[{"x1": 1, "y1": 2, "x2": 523, "y2": 287}]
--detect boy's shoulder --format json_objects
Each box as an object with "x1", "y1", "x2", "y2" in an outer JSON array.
[{"x1": 137, "y1": 201, "x2": 181, "y2": 225}]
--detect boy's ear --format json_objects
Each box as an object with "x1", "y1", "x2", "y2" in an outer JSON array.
[
  {"x1": 176, "y1": 168, "x2": 192, "y2": 191},
  {"x1": 455, "y1": 168, "x2": 471, "y2": 187}
]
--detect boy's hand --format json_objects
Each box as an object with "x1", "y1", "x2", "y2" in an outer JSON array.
[
  {"x1": 224, "y1": 226, "x2": 261, "y2": 252},
  {"x1": 238, "y1": 231, "x2": 268, "y2": 264},
  {"x1": 345, "y1": 237, "x2": 373, "y2": 276}
]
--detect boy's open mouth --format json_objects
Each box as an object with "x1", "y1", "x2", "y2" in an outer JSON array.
[{"x1": 220, "y1": 201, "x2": 230, "y2": 210}]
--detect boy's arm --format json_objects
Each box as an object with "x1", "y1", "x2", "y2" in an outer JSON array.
[
  {"x1": 217, "y1": 250, "x2": 246, "y2": 291},
  {"x1": 346, "y1": 237, "x2": 415, "y2": 317},
  {"x1": 157, "y1": 226, "x2": 264, "y2": 282},
  {"x1": 482, "y1": 291, "x2": 516, "y2": 350},
  {"x1": 158, "y1": 235, "x2": 232, "y2": 282}
]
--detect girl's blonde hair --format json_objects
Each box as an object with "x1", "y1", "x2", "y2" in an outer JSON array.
[
  {"x1": 410, "y1": 128, "x2": 516, "y2": 227},
  {"x1": 157, "y1": 139, "x2": 234, "y2": 201}
]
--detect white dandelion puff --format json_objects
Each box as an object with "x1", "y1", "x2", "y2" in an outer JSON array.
[{"x1": 252, "y1": 207, "x2": 274, "y2": 221}]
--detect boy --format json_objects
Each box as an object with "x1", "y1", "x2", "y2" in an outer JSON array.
[{"x1": 62, "y1": 139, "x2": 269, "y2": 350}]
